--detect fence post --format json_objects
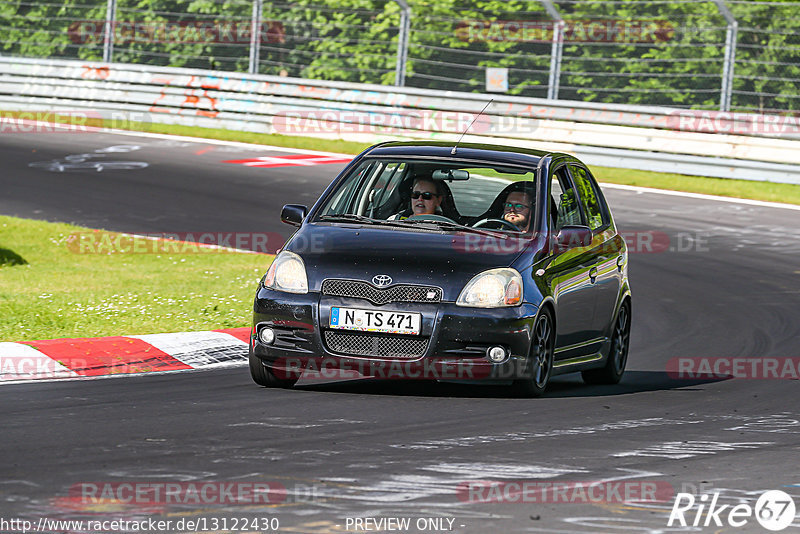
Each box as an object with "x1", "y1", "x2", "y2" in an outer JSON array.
[
  {"x1": 102, "y1": 0, "x2": 117, "y2": 63},
  {"x1": 392, "y1": 0, "x2": 411, "y2": 86},
  {"x1": 539, "y1": 0, "x2": 563, "y2": 100},
  {"x1": 249, "y1": 0, "x2": 264, "y2": 75},
  {"x1": 712, "y1": 0, "x2": 737, "y2": 111}
]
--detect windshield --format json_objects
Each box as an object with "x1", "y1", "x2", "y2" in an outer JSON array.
[{"x1": 314, "y1": 158, "x2": 537, "y2": 234}]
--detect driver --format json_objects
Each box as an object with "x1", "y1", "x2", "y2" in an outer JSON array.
[
  {"x1": 389, "y1": 178, "x2": 444, "y2": 219},
  {"x1": 502, "y1": 191, "x2": 533, "y2": 232},
  {"x1": 411, "y1": 179, "x2": 443, "y2": 216}
]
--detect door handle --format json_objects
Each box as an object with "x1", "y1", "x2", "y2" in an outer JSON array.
[
  {"x1": 616, "y1": 256, "x2": 624, "y2": 272},
  {"x1": 589, "y1": 266, "x2": 598, "y2": 283}
]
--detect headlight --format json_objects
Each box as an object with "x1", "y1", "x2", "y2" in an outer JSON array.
[
  {"x1": 456, "y1": 268, "x2": 522, "y2": 308},
  {"x1": 263, "y1": 251, "x2": 308, "y2": 294}
]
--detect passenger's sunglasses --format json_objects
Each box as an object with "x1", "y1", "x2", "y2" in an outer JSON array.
[
  {"x1": 503, "y1": 202, "x2": 531, "y2": 211},
  {"x1": 411, "y1": 191, "x2": 439, "y2": 200}
]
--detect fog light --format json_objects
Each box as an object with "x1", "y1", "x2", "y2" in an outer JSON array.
[
  {"x1": 259, "y1": 327, "x2": 275, "y2": 345},
  {"x1": 487, "y1": 346, "x2": 507, "y2": 363}
]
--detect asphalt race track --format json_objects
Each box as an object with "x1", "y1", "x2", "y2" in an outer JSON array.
[
  {"x1": 2, "y1": 131, "x2": 800, "y2": 533},
  {"x1": 0, "y1": 131, "x2": 331, "y2": 244}
]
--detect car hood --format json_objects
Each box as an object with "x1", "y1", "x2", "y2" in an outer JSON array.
[{"x1": 284, "y1": 223, "x2": 535, "y2": 300}]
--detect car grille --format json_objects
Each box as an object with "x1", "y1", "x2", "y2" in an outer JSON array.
[
  {"x1": 324, "y1": 331, "x2": 428, "y2": 359},
  {"x1": 321, "y1": 279, "x2": 442, "y2": 305}
]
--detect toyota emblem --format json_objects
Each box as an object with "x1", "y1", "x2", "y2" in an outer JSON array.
[{"x1": 372, "y1": 274, "x2": 392, "y2": 287}]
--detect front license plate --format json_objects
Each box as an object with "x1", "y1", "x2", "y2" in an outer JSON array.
[{"x1": 330, "y1": 307, "x2": 421, "y2": 335}]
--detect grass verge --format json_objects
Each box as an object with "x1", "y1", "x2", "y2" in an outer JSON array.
[
  {"x1": 0, "y1": 215, "x2": 273, "y2": 342},
  {"x1": 590, "y1": 166, "x2": 800, "y2": 205}
]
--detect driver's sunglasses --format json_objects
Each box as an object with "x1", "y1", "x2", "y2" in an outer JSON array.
[
  {"x1": 503, "y1": 202, "x2": 531, "y2": 211},
  {"x1": 411, "y1": 190, "x2": 439, "y2": 200}
]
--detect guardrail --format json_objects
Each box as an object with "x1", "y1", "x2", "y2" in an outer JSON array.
[{"x1": 2, "y1": 56, "x2": 800, "y2": 184}]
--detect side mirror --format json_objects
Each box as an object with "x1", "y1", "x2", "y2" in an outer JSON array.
[
  {"x1": 555, "y1": 225, "x2": 592, "y2": 250},
  {"x1": 281, "y1": 204, "x2": 308, "y2": 227}
]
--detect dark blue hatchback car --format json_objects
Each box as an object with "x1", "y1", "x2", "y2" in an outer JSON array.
[{"x1": 250, "y1": 141, "x2": 631, "y2": 396}]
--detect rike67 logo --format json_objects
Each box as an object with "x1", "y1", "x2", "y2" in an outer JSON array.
[{"x1": 668, "y1": 490, "x2": 796, "y2": 531}]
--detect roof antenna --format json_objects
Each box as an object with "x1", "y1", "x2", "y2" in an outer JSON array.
[{"x1": 451, "y1": 99, "x2": 493, "y2": 155}]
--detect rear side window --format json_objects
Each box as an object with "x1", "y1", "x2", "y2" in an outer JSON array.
[
  {"x1": 570, "y1": 165, "x2": 608, "y2": 231},
  {"x1": 551, "y1": 167, "x2": 583, "y2": 231}
]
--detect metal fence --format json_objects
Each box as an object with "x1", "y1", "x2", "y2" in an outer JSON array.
[{"x1": 1, "y1": 0, "x2": 799, "y2": 114}]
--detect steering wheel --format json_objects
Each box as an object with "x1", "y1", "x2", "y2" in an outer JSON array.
[
  {"x1": 472, "y1": 218, "x2": 521, "y2": 232},
  {"x1": 407, "y1": 214, "x2": 457, "y2": 224}
]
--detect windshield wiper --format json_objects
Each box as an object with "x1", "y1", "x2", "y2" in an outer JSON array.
[
  {"x1": 318, "y1": 214, "x2": 426, "y2": 229},
  {"x1": 398, "y1": 219, "x2": 509, "y2": 239},
  {"x1": 318, "y1": 214, "x2": 381, "y2": 224},
  {"x1": 319, "y1": 214, "x2": 513, "y2": 240}
]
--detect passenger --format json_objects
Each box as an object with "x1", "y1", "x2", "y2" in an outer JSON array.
[{"x1": 502, "y1": 191, "x2": 533, "y2": 231}]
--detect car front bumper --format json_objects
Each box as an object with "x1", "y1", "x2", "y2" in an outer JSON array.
[{"x1": 251, "y1": 287, "x2": 540, "y2": 382}]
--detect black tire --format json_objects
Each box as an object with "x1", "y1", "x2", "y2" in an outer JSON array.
[
  {"x1": 582, "y1": 300, "x2": 631, "y2": 385},
  {"x1": 249, "y1": 344, "x2": 296, "y2": 388},
  {"x1": 513, "y1": 309, "x2": 555, "y2": 397}
]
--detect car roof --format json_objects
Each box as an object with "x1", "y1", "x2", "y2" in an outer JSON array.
[{"x1": 362, "y1": 141, "x2": 558, "y2": 168}]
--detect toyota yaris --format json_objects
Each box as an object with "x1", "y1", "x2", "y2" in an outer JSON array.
[{"x1": 249, "y1": 141, "x2": 631, "y2": 396}]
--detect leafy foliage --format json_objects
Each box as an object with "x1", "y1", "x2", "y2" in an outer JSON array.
[{"x1": 1, "y1": 0, "x2": 798, "y2": 112}]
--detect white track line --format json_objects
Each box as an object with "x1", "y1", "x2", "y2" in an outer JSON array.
[
  {"x1": 600, "y1": 182, "x2": 800, "y2": 212},
  {"x1": 105, "y1": 128, "x2": 355, "y2": 157}
]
